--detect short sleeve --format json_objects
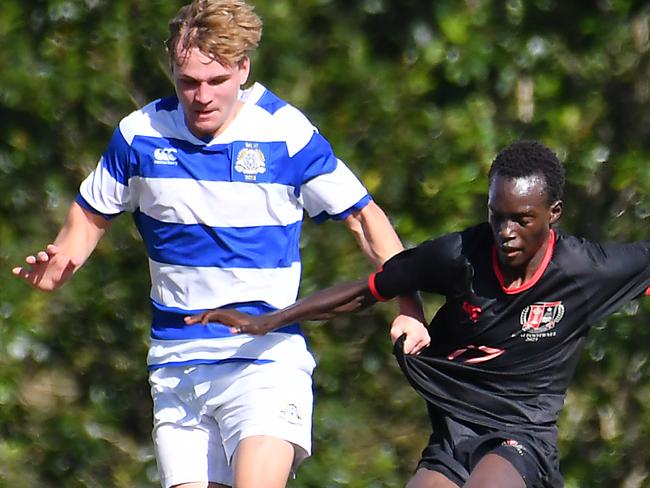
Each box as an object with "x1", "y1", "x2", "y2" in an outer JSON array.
[
  {"x1": 301, "y1": 158, "x2": 370, "y2": 222},
  {"x1": 582, "y1": 240, "x2": 650, "y2": 324},
  {"x1": 77, "y1": 125, "x2": 132, "y2": 218},
  {"x1": 295, "y1": 133, "x2": 369, "y2": 222},
  {"x1": 373, "y1": 232, "x2": 471, "y2": 299}
]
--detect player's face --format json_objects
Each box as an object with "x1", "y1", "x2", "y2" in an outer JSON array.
[
  {"x1": 488, "y1": 173, "x2": 562, "y2": 272},
  {"x1": 172, "y1": 47, "x2": 250, "y2": 139}
]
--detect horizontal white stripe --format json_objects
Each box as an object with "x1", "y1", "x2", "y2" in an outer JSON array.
[
  {"x1": 213, "y1": 103, "x2": 315, "y2": 157},
  {"x1": 149, "y1": 260, "x2": 302, "y2": 310},
  {"x1": 119, "y1": 84, "x2": 316, "y2": 156},
  {"x1": 273, "y1": 104, "x2": 318, "y2": 157},
  {"x1": 301, "y1": 160, "x2": 368, "y2": 217},
  {"x1": 120, "y1": 105, "x2": 174, "y2": 144},
  {"x1": 147, "y1": 333, "x2": 316, "y2": 372},
  {"x1": 120, "y1": 99, "x2": 217, "y2": 147},
  {"x1": 79, "y1": 162, "x2": 130, "y2": 214},
  {"x1": 213, "y1": 84, "x2": 315, "y2": 157},
  {"x1": 211, "y1": 84, "x2": 277, "y2": 145},
  {"x1": 131, "y1": 177, "x2": 304, "y2": 227}
]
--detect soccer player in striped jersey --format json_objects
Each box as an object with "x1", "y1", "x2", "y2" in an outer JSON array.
[
  {"x1": 189, "y1": 140, "x2": 650, "y2": 487},
  {"x1": 11, "y1": 1, "x2": 429, "y2": 487}
]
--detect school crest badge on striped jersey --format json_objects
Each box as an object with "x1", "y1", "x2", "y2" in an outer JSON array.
[{"x1": 232, "y1": 142, "x2": 269, "y2": 182}]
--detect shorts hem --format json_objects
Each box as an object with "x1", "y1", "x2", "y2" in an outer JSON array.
[
  {"x1": 225, "y1": 428, "x2": 312, "y2": 465},
  {"x1": 160, "y1": 475, "x2": 229, "y2": 488}
]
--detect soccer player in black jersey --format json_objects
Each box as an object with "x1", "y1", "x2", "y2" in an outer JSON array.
[{"x1": 186, "y1": 140, "x2": 650, "y2": 488}]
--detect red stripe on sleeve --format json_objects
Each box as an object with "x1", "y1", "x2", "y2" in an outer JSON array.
[
  {"x1": 645, "y1": 286, "x2": 650, "y2": 296},
  {"x1": 368, "y1": 273, "x2": 389, "y2": 302}
]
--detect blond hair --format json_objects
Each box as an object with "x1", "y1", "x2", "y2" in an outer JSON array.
[{"x1": 166, "y1": 0, "x2": 263, "y2": 67}]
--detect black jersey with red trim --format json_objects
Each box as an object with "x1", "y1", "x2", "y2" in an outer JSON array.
[{"x1": 371, "y1": 223, "x2": 650, "y2": 437}]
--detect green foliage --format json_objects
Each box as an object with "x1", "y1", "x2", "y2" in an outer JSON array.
[{"x1": 1, "y1": 0, "x2": 649, "y2": 486}]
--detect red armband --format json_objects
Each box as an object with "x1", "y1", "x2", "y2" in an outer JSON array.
[
  {"x1": 645, "y1": 285, "x2": 650, "y2": 296},
  {"x1": 368, "y1": 272, "x2": 389, "y2": 302}
]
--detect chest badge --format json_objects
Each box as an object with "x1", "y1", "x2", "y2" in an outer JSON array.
[
  {"x1": 520, "y1": 301, "x2": 564, "y2": 334},
  {"x1": 234, "y1": 143, "x2": 267, "y2": 181}
]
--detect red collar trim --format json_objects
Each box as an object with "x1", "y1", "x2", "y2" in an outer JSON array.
[{"x1": 492, "y1": 229, "x2": 556, "y2": 295}]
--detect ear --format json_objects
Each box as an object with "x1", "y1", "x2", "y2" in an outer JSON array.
[
  {"x1": 238, "y1": 56, "x2": 251, "y2": 86},
  {"x1": 549, "y1": 200, "x2": 563, "y2": 225}
]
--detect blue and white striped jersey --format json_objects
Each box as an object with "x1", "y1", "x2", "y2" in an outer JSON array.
[{"x1": 76, "y1": 83, "x2": 371, "y2": 370}]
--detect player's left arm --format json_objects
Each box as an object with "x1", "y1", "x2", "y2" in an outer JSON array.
[
  {"x1": 343, "y1": 200, "x2": 430, "y2": 354},
  {"x1": 186, "y1": 279, "x2": 376, "y2": 334}
]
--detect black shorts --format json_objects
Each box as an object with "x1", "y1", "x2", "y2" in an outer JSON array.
[{"x1": 416, "y1": 414, "x2": 563, "y2": 488}]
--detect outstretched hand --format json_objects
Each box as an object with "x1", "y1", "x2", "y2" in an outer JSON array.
[
  {"x1": 184, "y1": 308, "x2": 278, "y2": 335},
  {"x1": 12, "y1": 244, "x2": 78, "y2": 292}
]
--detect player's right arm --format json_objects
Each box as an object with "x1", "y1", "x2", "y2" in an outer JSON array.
[{"x1": 12, "y1": 201, "x2": 112, "y2": 292}]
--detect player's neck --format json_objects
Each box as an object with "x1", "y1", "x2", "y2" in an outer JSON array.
[
  {"x1": 498, "y1": 231, "x2": 555, "y2": 291},
  {"x1": 501, "y1": 261, "x2": 540, "y2": 290}
]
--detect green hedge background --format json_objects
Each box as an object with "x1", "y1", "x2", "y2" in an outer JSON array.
[{"x1": 1, "y1": 1, "x2": 649, "y2": 486}]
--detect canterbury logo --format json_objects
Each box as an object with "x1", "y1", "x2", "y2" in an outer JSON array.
[{"x1": 153, "y1": 148, "x2": 178, "y2": 165}]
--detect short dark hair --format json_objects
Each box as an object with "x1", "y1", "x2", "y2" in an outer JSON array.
[{"x1": 488, "y1": 140, "x2": 565, "y2": 204}]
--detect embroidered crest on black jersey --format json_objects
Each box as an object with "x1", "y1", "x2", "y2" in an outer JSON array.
[{"x1": 519, "y1": 301, "x2": 565, "y2": 341}]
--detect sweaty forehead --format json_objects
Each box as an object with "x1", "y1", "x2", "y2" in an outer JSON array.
[{"x1": 489, "y1": 173, "x2": 549, "y2": 209}]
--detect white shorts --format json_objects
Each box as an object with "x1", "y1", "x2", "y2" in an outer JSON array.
[{"x1": 150, "y1": 360, "x2": 314, "y2": 488}]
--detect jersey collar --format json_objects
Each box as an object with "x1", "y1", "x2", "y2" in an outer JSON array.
[{"x1": 492, "y1": 229, "x2": 556, "y2": 295}]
